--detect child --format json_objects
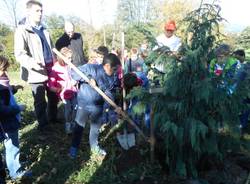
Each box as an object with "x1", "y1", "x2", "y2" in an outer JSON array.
[
  {"x1": 125, "y1": 48, "x2": 148, "y2": 74},
  {"x1": 0, "y1": 55, "x2": 31, "y2": 179},
  {"x1": 209, "y1": 44, "x2": 238, "y2": 77},
  {"x1": 233, "y1": 49, "x2": 250, "y2": 135},
  {"x1": 69, "y1": 53, "x2": 121, "y2": 158},
  {"x1": 47, "y1": 47, "x2": 77, "y2": 134},
  {"x1": 123, "y1": 72, "x2": 150, "y2": 128},
  {"x1": 91, "y1": 46, "x2": 109, "y2": 65}
]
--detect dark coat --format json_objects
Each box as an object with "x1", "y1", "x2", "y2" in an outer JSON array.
[
  {"x1": 55, "y1": 33, "x2": 86, "y2": 66},
  {"x1": 0, "y1": 84, "x2": 21, "y2": 141}
]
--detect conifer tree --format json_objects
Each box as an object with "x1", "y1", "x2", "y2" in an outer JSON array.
[{"x1": 129, "y1": 2, "x2": 250, "y2": 177}]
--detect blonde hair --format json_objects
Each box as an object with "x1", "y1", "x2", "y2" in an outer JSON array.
[
  {"x1": 0, "y1": 55, "x2": 10, "y2": 71},
  {"x1": 58, "y1": 47, "x2": 73, "y2": 65}
]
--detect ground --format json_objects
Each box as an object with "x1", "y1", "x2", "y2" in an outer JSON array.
[{"x1": 1, "y1": 71, "x2": 250, "y2": 184}]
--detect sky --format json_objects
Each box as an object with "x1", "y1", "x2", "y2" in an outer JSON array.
[
  {"x1": 0, "y1": 0, "x2": 249, "y2": 32},
  {"x1": 219, "y1": 0, "x2": 250, "y2": 32}
]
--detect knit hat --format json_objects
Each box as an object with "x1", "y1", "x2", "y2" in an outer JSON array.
[{"x1": 164, "y1": 20, "x2": 176, "y2": 31}]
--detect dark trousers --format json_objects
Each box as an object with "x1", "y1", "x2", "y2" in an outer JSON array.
[
  {"x1": 30, "y1": 82, "x2": 58, "y2": 128},
  {"x1": 71, "y1": 123, "x2": 84, "y2": 148},
  {"x1": 0, "y1": 154, "x2": 6, "y2": 184}
]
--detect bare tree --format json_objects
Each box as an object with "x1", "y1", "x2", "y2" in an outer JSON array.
[
  {"x1": 117, "y1": 0, "x2": 158, "y2": 26},
  {"x1": 0, "y1": 0, "x2": 21, "y2": 28}
]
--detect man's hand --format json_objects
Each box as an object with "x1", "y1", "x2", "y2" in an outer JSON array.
[{"x1": 32, "y1": 63, "x2": 44, "y2": 70}]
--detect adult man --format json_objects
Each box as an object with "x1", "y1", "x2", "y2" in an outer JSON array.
[
  {"x1": 156, "y1": 20, "x2": 181, "y2": 52},
  {"x1": 55, "y1": 21, "x2": 86, "y2": 66},
  {"x1": 154, "y1": 20, "x2": 182, "y2": 72},
  {"x1": 14, "y1": 0, "x2": 58, "y2": 131}
]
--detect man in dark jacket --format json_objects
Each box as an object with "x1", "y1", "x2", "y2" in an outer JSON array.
[{"x1": 55, "y1": 21, "x2": 86, "y2": 66}]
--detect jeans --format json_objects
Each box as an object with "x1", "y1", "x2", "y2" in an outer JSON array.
[
  {"x1": 31, "y1": 82, "x2": 58, "y2": 128},
  {"x1": 72, "y1": 105, "x2": 103, "y2": 149},
  {"x1": 63, "y1": 97, "x2": 77, "y2": 123},
  {"x1": 3, "y1": 130, "x2": 22, "y2": 179}
]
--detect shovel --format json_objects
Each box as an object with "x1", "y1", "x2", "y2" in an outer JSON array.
[{"x1": 116, "y1": 127, "x2": 135, "y2": 150}]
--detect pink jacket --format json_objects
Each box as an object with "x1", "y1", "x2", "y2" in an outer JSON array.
[{"x1": 47, "y1": 62, "x2": 77, "y2": 100}]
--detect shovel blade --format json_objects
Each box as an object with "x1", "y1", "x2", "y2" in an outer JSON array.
[{"x1": 116, "y1": 133, "x2": 135, "y2": 150}]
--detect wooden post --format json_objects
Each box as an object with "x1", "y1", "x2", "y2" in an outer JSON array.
[{"x1": 150, "y1": 105, "x2": 155, "y2": 163}]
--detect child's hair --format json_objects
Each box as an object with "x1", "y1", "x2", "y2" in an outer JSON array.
[
  {"x1": 123, "y1": 73, "x2": 142, "y2": 92},
  {"x1": 0, "y1": 55, "x2": 10, "y2": 71},
  {"x1": 95, "y1": 46, "x2": 109, "y2": 57},
  {"x1": 58, "y1": 47, "x2": 73, "y2": 65},
  {"x1": 233, "y1": 49, "x2": 245, "y2": 58},
  {"x1": 215, "y1": 44, "x2": 231, "y2": 56},
  {"x1": 102, "y1": 53, "x2": 121, "y2": 68}
]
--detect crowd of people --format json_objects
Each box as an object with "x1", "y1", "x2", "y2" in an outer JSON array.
[{"x1": 0, "y1": 0, "x2": 248, "y2": 183}]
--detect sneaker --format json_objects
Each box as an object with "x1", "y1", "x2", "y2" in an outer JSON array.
[
  {"x1": 91, "y1": 146, "x2": 107, "y2": 156},
  {"x1": 65, "y1": 122, "x2": 72, "y2": 134},
  {"x1": 69, "y1": 147, "x2": 78, "y2": 159}
]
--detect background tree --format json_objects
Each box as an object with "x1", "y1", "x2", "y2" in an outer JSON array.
[
  {"x1": 0, "y1": 0, "x2": 21, "y2": 28},
  {"x1": 0, "y1": 22, "x2": 16, "y2": 69},
  {"x1": 237, "y1": 26, "x2": 250, "y2": 60},
  {"x1": 116, "y1": 0, "x2": 158, "y2": 26},
  {"x1": 43, "y1": 14, "x2": 65, "y2": 43}
]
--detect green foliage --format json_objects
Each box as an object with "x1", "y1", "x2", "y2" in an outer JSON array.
[
  {"x1": 0, "y1": 22, "x2": 18, "y2": 71},
  {"x1": 237, "y1": 27, "x2": 250, "y2": 60},
  {"x1": 128, "y1": 2, "x2": 250, "y2": 178},
  {"x1": 44, "y1": 14, "x2": 65, "y2": 44},
  {"x1": 237, "y1": 27, "x2": 250, "y2": 50}
]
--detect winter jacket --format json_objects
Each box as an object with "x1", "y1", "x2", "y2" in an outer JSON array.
[
  {"x1": 55, "y1": 33, "x2": 86, "y2": 66},
  {"x1": 71, "y1": 64, "x2": 116, "y2": 106},
  {"x1": 0, "y1": 84, "x2": 21, "y2": 141},
  {"x1": 47, "y1": 62, "x2": 77, "y2": 100},
  {"x1": 14, "y1": 21, "x2": 54, "y2": 83},
  {"x1": 209, "y1": 57, "x2": 238, "y2": 78},
  {"x1": 156, "y1": 34, "x2": 181, "y2": 52}
]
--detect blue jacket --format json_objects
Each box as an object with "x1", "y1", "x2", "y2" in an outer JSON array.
[
  {"x1": 71, "y1": 64, "x2": 117, "y2": 106},
  {"x1": 0, "y1": 84, "x2": 21, "y2": 141}
]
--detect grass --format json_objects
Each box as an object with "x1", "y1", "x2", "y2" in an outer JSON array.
[
  {"x1": 4, "y1": 71, "x2": 250, "y2": 184},
  {"x1": 3, "y1": 71, "x2": 163, "y2": 184}
]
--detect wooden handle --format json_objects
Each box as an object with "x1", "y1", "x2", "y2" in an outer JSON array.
[{"x1": 52, "y1": 48, "x2": 148, "y2": 141}]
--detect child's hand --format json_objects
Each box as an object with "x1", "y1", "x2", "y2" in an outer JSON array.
[
  {"x1": 19, "y1": 104, "x2": 26, "y2": 111},
  {"x1": 115, "y1": 107, "x2": 123, "y2": 115},
  {"x1": 89, "y1": 79, "x2": 96, "y2": 87}
]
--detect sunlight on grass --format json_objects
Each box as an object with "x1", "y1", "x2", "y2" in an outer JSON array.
[{"x1": 72, "y1": 157, "x2": 104, "y2": 183}]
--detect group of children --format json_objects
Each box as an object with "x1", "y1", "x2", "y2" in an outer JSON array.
[
  {"x1": 209, "y1": 44, "x2": 249, "y2": 134},
  {"x1": 1, "y1": 40, "x2": 248, "y2": 182}
]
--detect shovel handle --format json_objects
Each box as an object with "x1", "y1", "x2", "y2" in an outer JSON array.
[{"x1": 52, "y1": 48, "x2": 148, "y2": 142}]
